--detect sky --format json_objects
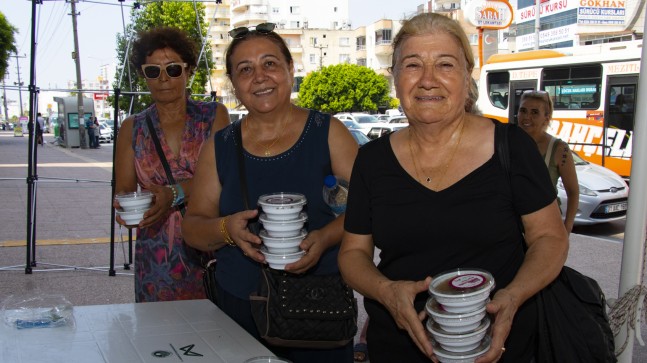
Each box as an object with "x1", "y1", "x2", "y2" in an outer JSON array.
[{"x1": 1, "y1": 0, "x2": 423, "y2": 110}]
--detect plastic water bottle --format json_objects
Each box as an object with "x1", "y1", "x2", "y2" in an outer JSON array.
[{"x1": 322, "y1": 175, "x2": 349, "y2": 216}]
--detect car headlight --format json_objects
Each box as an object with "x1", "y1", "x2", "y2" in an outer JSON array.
[
  {"x1": 579, "y1": 184, "x2": 597, "y2": 196},
  {"x1": 557, "y1": 180, "x2": 597, "y2": 196}
]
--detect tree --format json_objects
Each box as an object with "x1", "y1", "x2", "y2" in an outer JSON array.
[
  {"x1": 0, "y1": 12, "x2": 18, "y2": 80},
  {"x1": 297, "y1": 64, "x2": 391, "y2": 113},
  {"x1": 110, "y1": 2, "x2": 213, "y2": 115}
]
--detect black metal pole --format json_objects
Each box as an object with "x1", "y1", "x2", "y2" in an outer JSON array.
[
  {"x1": 24, "y1": 0, "x2": 40, "y2": 274},
  {"x1": 109, "y1": 87, "x2": 121, "y2": 276}
]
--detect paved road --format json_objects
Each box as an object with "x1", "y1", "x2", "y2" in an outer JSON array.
[{"x1": 1, "y1": 131, "x2": 646, "y2": 362}]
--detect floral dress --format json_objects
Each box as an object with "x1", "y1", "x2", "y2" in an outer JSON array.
[{"x1": 131, "y1": 99, "x2": 217, "y2": 302}]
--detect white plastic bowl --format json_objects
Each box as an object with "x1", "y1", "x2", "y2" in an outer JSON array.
[
  {"x1": 426, "y1": 297, "x2": 489, "y2": 333},
  {"x1": 260, "y1": 246, "x2": 305, "y2": 270},
  {"x1": 260, "y1": 229, "x2": 306, "y2": 254},
  {"x1": 427, "y1": 317, "x2": 490, "y2": 353},
  {"x1": 116, "y1": 208, "x2": 147, "y2": 226},
  {"x1": 429, "y1": 268, "x2": 495, "y2": 313},
  {"x1": 115, "y1": 191, "x2": 153, "y2": 211},
  {"x1": 257, "y1": 193, "x2": 307, "y2": 221},
  {"x1": 259, "y1": 212, "x2": 308, "y2": 238},
  {"x1": 432, "y1": 334, "x2": 492, "y2": 363}
]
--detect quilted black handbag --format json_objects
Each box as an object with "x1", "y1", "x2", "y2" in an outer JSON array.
[{"x1": 250, "y1": 267, "x2": 358, "y2": 348}]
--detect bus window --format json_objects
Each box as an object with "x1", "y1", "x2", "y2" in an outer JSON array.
[
  {"x1": 608, "y1": 85, "x2": 635, "y2": 149},
  {"x1": 486, "y1": 71, "x2": 510, "y2": 109},
  {"x1": 543, "y1": 65, "x2": 602, "y2": 110}
]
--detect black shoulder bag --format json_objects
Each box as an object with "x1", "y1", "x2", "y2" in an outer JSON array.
[
  {"x1": 495, "y1": 121, "x2": 616, "y2": 363},
  {"x1": 229, "y1": 120, "x2": 358, "y2": 349}
]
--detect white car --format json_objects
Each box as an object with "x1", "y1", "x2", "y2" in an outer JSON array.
[
  {"x1": 98, "y1": 122, "x2": 113, "y2": 143},
  {"x1": 334, "y1": 113, "x2": 390, "y2": 135},
  {"x1": 558, "y1": 151, "x2": 628, "y2": 225}
]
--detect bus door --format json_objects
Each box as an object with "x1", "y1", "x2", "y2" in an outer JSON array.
[
  {"x1": 508, "y1": 80, "x2": 536, "y2": 124},
  {"x1": 605, "y1": 75, "x2": 637, "y2": 154}
]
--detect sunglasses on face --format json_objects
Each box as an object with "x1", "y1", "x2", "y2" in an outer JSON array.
[
  {"x1": 228, "y1": 23, "x2": 276, "y2": 39},
  {"x1": 141, "y1": 63, "x2": 188, "y2": 79}
]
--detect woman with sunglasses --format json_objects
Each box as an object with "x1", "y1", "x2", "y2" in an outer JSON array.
[
  {"x1": 338, "y1": 13, "x2": 569, "y2": 362},
  {"x1": 518, "y1": 90, "x2": 579, "y2": 234},
  {"x1": 182, "y1": 23, "x2": 357, "y2": 362},
  {"x1": 114, "y1": 27, "x2": 230, "y2": 303}
]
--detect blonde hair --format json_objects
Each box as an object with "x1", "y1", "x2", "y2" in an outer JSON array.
[
  {"x1": 520, "y1": 91, "x2": 554, "y2": 119},
  {"x1": 391, "y1": 13, "x2": 477, "y2": 113}
]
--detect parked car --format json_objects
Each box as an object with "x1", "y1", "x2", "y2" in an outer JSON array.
[
  {"x1": 98, "y1": 122, "x2": 113, "y2": 143},
  {"x1": 376, "y1": 114, "x2": 390, "y2": 122},
  {"x1": 558, "y1": 151, "x2": 629, "y2": 225},
  {"x1": 341, "y1": 120, "x2": 363, "y2": 130},
  {"x1": 335, "y1": 113, "x2": 390, "y2": 135},
  {"x1": 366, "y1": 124, "x2": 408, "y2": 140},
  {"x1": 349, "y1": 129, "x2": 371, "y2": 146},
  {"x1": 388, "y1": 116, "x2": 409, "y2": 124}
]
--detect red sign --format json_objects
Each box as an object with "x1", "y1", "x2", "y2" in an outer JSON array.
[{"x1": 94, "y1": 93, "x2": 109, "y2": 100}]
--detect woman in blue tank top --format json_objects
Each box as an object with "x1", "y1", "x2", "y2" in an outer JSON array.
[{"x1": 182, "y1": 24, "x2": 358, "y2": 363}]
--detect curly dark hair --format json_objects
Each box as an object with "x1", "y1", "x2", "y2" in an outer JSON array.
[{"x1": 130, "y1": 27, "x2": 198, "y2": 76}]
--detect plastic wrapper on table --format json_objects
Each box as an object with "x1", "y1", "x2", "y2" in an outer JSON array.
[{"x1": 1, "y1": 294, "x2": 75, "y2": 329}]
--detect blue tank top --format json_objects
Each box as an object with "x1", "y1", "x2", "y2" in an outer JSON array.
[{"x1": 214, "y1": 109, "x2": 338, "y2": 300}]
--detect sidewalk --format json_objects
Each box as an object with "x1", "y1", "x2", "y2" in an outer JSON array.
[{"x1": 0, "y1": 131, "x2": 646, "y2": 361}]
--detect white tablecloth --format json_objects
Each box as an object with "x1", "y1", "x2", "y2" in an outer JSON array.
[{"x1": 1, "y1": 299, "x2": 273, "y2": 363}]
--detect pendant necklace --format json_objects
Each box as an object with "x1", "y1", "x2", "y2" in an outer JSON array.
[
  {"x1": 408, "y1": 119, "x2": 466, "y2": 187},
  {"x1": 246, "y1": 105, "x2": 292, "y2": 157}
]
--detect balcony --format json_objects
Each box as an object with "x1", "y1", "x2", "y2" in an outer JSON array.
[
  {"x1": 231, "y1": 0, "x2": 269, "y2": 12},
  {"x1": 434, "y1": 2, "x2": 460, "y2": 12},
  {"x1": 375, "y1": 39, "x2": 392, "y2": 55},
  {"x1": 231, "y1": 13, "x2": 270, "y2": 28}
]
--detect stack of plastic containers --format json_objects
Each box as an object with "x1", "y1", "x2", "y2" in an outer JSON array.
[
  {"x1": 257, "y1": 193, "x2": 308, "y2": 270},
  {"x1": 115, "y1": 191, "x2": 153, "y2": 226},
  {"x1": 426, "y1": 268, "x2": 495, "y2": 363}
]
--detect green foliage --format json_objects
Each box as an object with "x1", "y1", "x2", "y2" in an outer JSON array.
[
  {"x1": 389, "y1": 98, "x2": 400, "y2": 109},
  {"x1": 297, "y1": 64, "x2": 391, "y2": 113},
  {"x1": 109, "y1": 3, "x2": 212, "y2": 114},
  {"x1": 0, "y1": 12, "x2": 18, "y2": 80}
]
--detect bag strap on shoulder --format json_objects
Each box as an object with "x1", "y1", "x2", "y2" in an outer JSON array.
[{"x1": 145, "y1": 114, "x2": 185, "y2": 216}]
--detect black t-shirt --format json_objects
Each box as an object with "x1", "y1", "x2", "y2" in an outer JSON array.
[{"x1": 344, "y1": 121, "x2": 555, "y2": 362}]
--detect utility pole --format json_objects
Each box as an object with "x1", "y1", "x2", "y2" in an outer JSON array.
[
  {"x1": 314, "y1": 44, "x2": 328, "y2": 69},
  {"x1": 1, "y1": 79, "x2": 9, "y2": 122},
  {"x1": 71, "y1": 0, "x2": 87, "y2": 149},
  {"x1": 10, "y1": 53, "x2": 26, "y2": 116}
]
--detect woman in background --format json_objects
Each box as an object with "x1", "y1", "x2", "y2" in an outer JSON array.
[
  {"x1": 518, "y1": 90, "x2": 578, "y2": 234},
  {"x1": 114, "y1": 26, "x2": 230, "y2": 302}
]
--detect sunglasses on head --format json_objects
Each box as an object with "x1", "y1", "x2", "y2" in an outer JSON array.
[
  {"x1": 228, "y1": 23, "x2": 276, "y2": 39},
  {"x1": 141, "y1": 63, "x2": 188, "y2": 79}
]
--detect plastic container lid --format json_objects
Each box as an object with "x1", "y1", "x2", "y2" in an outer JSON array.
[
  {"x1": 429, "y1": 268, "x2": 495, "y2": 298},
  {"x1": 115, "y1": 191, "x2": 153, "y2": 200},
  {"x1": 426, "y1": 297, "x2": 488, "y2": 318},
  {"x1": 259, "y1": 212, "x2": 308, "y2": 224},
  {"x1": 431, "y1": 334, "x2": 492, "y2": 362},
  {"x1": 324, "y1": 175, "x2": 338, "y2": 188},
  {"x1": 257, "y1": 193, "x2": 307, "y2": 209}
]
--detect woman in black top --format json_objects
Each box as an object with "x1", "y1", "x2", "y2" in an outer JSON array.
[{"x1": 338, "y1": 13, "x2": 569, "y2": 363}]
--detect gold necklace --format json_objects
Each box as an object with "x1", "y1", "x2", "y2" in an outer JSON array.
[
  {"x1": 245, "y1": 106, "x2": 292, "y2": 157},
  {"x1": 408, "y1": 119, "x2": 466, "y2": 187}
]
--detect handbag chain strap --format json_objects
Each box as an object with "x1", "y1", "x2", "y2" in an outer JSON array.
[{"x1": 145, "y1": 113, "x2": 186, "y2": 216}]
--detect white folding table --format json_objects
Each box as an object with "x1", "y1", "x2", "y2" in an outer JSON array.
[{"x1": 0, "y1": 299, "x2": 274, "y2": 363}]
